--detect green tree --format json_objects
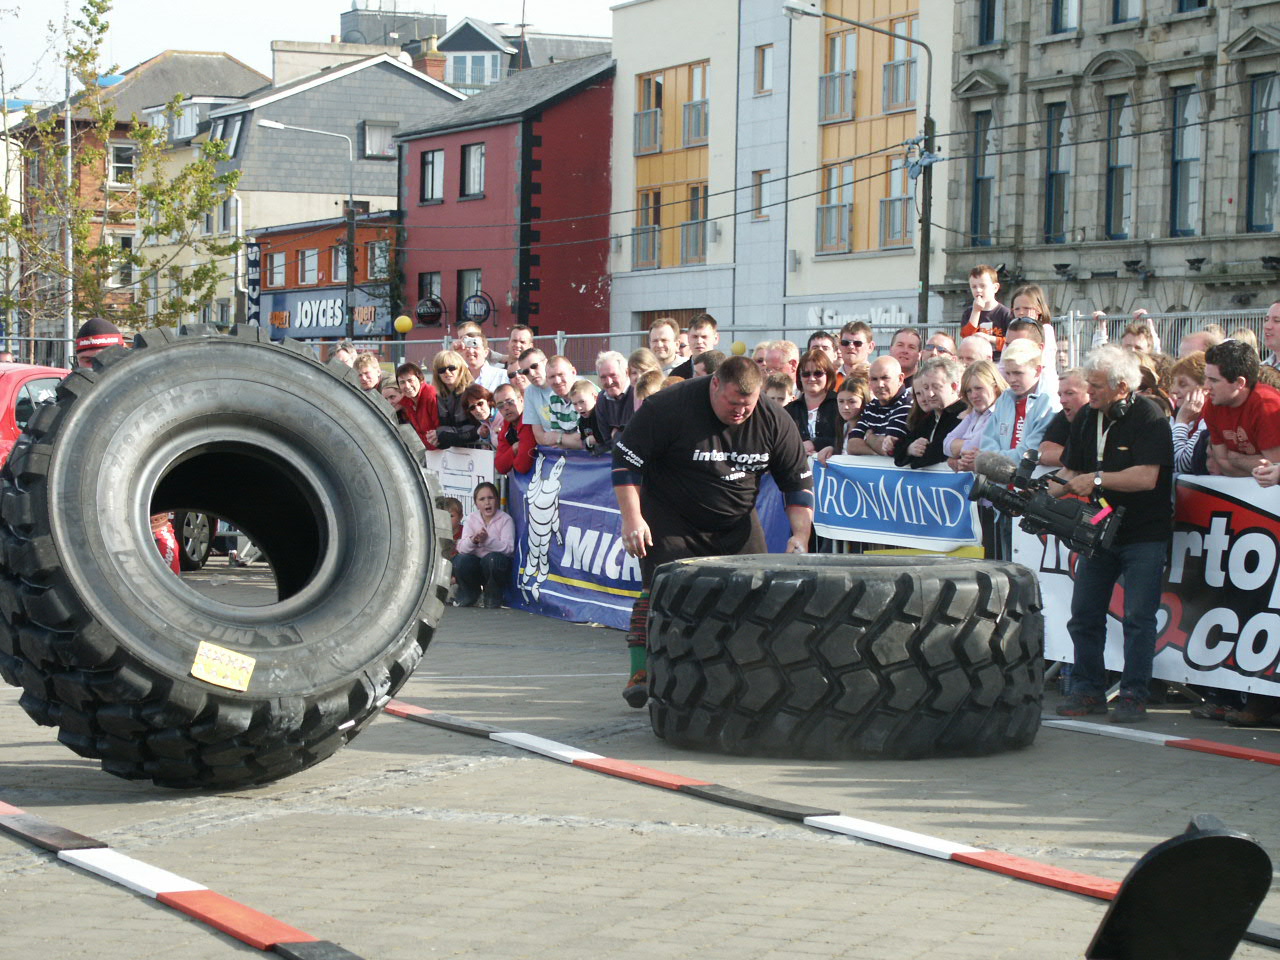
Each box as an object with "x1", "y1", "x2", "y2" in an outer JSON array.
[{"x1": 0, "y1": 0, "x2": 241, "y2": 354}]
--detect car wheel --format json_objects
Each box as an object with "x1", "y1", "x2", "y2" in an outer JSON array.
[{"x1": 174, "y1": 510, "x2": 213, "y2": 570}]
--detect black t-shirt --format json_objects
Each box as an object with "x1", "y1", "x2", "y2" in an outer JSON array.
[
  {"x1": 1064, "y1": 396, "x2": 1174, "y2": 545},
  {"x1": 613, "y1": 378, "x2": 813, "y2": 534},
  {"x1": 1041, "y1": 410, "x2": 1071, "y2": 448}
]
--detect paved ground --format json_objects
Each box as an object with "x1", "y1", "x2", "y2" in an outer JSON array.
[{"x1": 1, "y1": 556, "x2": 1277, "y2": 959}]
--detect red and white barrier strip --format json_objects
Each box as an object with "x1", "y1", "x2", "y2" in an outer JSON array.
[
  {"x1": 1042, "y1": 717, "x2": 1280, "y2": 766},
  {"x1": 384, "y1": 699, "x2": 1280, "y2": 950},
  {"x1": 0, "y1": 801, "x2": 363, "y2": 959}
]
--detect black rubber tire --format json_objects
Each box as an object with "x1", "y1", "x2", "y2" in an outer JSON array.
[
  {"x1": 647, "y1": 554, "x2": 1043, "y2": 760},
  {"x1": 173, "y1": 511, "x2": 213, "y2": 571},
  {"x1": 0, "y1": 324, "x2": 452, "y2": 788}
]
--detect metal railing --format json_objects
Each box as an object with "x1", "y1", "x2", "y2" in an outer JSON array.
[
  {"x1": 682, "y1": 99, "x2": 708, "y2": 146},
  {"x1": 819, "y1": 70, "x2": 855, "y2": 124},
  {"x1": 633, "y1": 109, "x2": 662, "y2": 156},
  {"x1": 680, "y1": 220, "x2": 707, "y2": 265},
  {"x1": 631, "y1": 225, "x2": 660, "y2": 270},
  {"x1": 879, "y1": 196, "x2": 913, "y2": 248},
  {"x1": 816, "y1": 202, "x2": 853, "y2": 254}
]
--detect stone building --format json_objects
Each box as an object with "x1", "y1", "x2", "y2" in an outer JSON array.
[{"x1": 943, "y1": 0, "x2": 1279, "y2": 318}]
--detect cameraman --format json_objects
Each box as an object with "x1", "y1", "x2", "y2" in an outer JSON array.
[{"x1": 1052, "y1": 345, "x2": 1173, "y2": 724}]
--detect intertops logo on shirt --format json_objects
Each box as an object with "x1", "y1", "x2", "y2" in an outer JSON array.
[{"x1": 690, "y1": 449, "x2": 770, "y2": 468}]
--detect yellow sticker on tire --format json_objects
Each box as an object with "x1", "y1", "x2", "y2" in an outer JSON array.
[{"x1": 190, "y1": 641, "x2": 255, "y2": 692}]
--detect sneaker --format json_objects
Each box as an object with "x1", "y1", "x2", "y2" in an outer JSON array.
[
  {"x1": 622, "y1": 669, "x2": 648, "y2": 709},
  {"x1": 1056, "y1": 693, "x2": 1108, "y2": 717},
  {"x1": 1110, "y1": 696, "x2": 1147, "y2": 724}
]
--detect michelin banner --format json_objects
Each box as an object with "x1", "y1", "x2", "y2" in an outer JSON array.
[
  {"x1": 506, "y1": 450, "x2": 790, "y2": 629},
  {"x1": 1023, "y1": 475, "x2": 1280, "y2": 697},
  {"x1": 812, "y1": 456, "x2": 980, "y2": 550}
]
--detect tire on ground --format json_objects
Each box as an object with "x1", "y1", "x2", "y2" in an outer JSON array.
[
  {"x1": 647, "y1": 554, "x2": 1043, "y2": 760},
  {"x1": 173, "y1": 510, "x2": 213, "y2": 571},
  {"x1": 0, "y1": 324, "x2": 452, "y2": 788}
]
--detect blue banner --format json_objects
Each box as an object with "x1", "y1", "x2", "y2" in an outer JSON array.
[
  {"x1": 812, "y1": 455, "x2": 980, "y2": 551},
  {"x1": 505, "y1": 449, "x2": 790, "y2": 629}
]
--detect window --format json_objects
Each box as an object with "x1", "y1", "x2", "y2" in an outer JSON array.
[
  {"x1": 418, "y1": 271, "x2": 441, "y2": 301},
  {"x1": 224, "y1": 116, "x2": 243, "y2": 158},
  {"x1": 420, "y1": 149, "x2": 444, "y2": 202},
  {"x1": 1248, "y1": 74, "x2": 1278, "y2": 233},
  {"x1": 683, "y1": 62, "x2": 709, "y2": 147},
  {"x1": 109, "y1": 234, "x2": 135, "y2": 287},
  {"x1": 970, "y1": 111, "x2": 996, "y2": 246},
  {"x1": 820, "y1": 31, "x2": 855, "y2": 123},
  {"x1": 681, "y1": 183, "x2": 708, "y2": 265},
  {"x1": 209, "y1": 119, "x2": 224, "y2": 142},
  {"x1": 216, "y1": 299, "x2": 231, "y2": 327},
  {"x1": 299, "y1": 249, "x2": 319, "y2": 285},
  {"x1": 450, "y1": 56, "x2": 468, "y2": 85},
  {"x1": 332, "y1": 245, "x2": 349, "y2": 284},
  {"x1": 1170, "y1": 87, "x2": 1201, "y2": 237},
  {"x1": 751, "y1": 170, "x2": 769, "y2": 220},
  {"x1": 461, "y1": 143, "x2": 485, "y2": 197},
  {"x1": 635, "y1": 73, "x2": 664, "y2": 155},
  {"x1": 14, "y1": 379, "x2": 62, "y2": 430},
  {"x1": 1105, "y1": 95, "x2": 1134, "y2": 239},
  {"x1": 367, "y1": 240, "x2": 390, "y2": 279},
  {"x1": 267, "y1": 252, "x2": 286, "y2": 287},
  {"x1": 978, "y1": 0, "x2": 1003, "y2": 45},
  {"x1": 754, "y1": 45, "x2": 773, "y2": 95},
  {"x1": 171, "y1": 102, "x2": 198, "y2": 140},
  {"x1": 817, "y1": 162, "x2": 854, "y2": 254},
  {"x1": 1176, "y1": 0, "x2": 1207, "y2": 10},
  {"x1": 1050, "y1": 0, "x2": 1079, "y2": 33},
  {"x1": 883, "y1": 17, "x2": 917, "y2": 113},
  {"x1": 109, "y1": 143, "x2": 135, "y2": 184},
  {"x1": 1044, "y1": 102, "x2": 1073, "y2": 243},
  {"x1": 1111, "y1": 0, "x2": 1140, "y2": 23},
  {"x1": 217, "y1": 197, "x2": 234, "y2": 234},
  {"x1": 363, "y1": 121, "x2": 398, "y2": 159},
  {"x1": 202, "y1": 209, "x2": 214, "y2": 235},
  {"x1": 457, "y1": 268, "x2": 482, "y2": 316},
  {"x1": 880, "y1": 158, "x2": 913, "y2": 248},
  {"x1": 633, "y1": 189, "x2": 661, "y2": 269}
]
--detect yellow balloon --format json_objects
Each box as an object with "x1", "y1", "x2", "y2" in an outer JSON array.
[
  {"x1": 393, "y1": 315, "x2": 413, "y2": 334},
  {"x1": 730, "y1": 340, "x2": 747, "y2": 356}
]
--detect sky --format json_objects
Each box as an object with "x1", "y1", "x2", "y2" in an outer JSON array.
[{"x1": 1, "y1": 0, "x2": 615, "y2": 101}]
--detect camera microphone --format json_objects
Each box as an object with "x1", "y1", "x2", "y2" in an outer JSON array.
[{"x1": 973, "y1": 451, "x2": 1018, "y2": 485}]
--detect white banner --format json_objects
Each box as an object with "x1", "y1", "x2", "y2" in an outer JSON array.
[
  {"x1": 1021, "y1": 474, "x2": 1280, "y2": 696},
  {"x1": 424, "y1": 447, "x2": 495, "y2": 514}
]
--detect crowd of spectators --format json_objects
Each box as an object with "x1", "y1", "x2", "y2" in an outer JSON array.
[{"x1": 336, "y1": 289, "x2": 1280, "y2": 725}]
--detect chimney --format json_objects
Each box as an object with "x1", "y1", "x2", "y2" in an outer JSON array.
[{"x1": 414, "y1": 34, "x2": 447, "y2": 81}]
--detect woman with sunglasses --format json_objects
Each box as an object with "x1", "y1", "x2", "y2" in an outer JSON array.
[
  {"x1": 429, "y1": 349, "x2": 480, "y2": 449},
  {"x1": 461, "y1": 383, "x2": 502, "y2": 448},
  {"x1": 785, "y1": 348, "x2": 841, "y2": 457}
]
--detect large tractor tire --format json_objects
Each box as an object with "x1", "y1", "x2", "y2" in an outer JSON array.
[
  {"x1": 0, "y1": 325, "x2": 451, "y2": 788},
  {"x1": 647, "y1": 555, "x2": 1043, "y2": 760}
]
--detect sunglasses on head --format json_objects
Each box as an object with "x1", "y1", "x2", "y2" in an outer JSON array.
[
  {"x1": 841, "y1": 338, "x2": 865, "y2": 348},
  {"x1": 438, "y1": 365, "x2": 458, "y2": 373}
]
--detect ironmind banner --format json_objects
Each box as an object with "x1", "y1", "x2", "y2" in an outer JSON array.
[
  {"x1": 505, "y1": 449, "x2": 791, "y2": 630},
  {"x1": 812, "y1": 455, "x2": 980, "y2": 551},
  {"x1": 1022, "y1": 475, "x2": 1280, "y2": 697}
]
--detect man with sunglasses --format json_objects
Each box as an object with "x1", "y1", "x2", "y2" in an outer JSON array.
[
  {"x1": 837, "y1": 321, "x2": 875, "y2": 383},
  {"x1": 493, "y1": 383, "x2": 535, "y2": 475},
  {"x1": 923, "y1": 332, "x2": 956, "y2": 360},
  {"x1": 517, "y1": 347, "x2": 553, "y2": 444}
]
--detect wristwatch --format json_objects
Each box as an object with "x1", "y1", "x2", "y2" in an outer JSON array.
[{"x1": 1093, "y1": 472, "x2": 1103, "y2": 489}]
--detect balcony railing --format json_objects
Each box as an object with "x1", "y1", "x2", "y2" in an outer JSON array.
[
  {"x1": 632, "y1": 225, "x2": 660, "y2": 270},
  {"x1": 634, "y1": 109, "x2": 662, "y2": 156},
  {"x1": 683, "y1": 99, "x2": 709, "y2": 147},
  {"x1": 819, "y1": 71, "x2": 855, "y2": 124},
  {"x1": 680, "y1": 220, "x2": 707, "y2": 264},
  {"x1": 882, "y1": 59, "x2": 916, "y2": 113},
  {"x1": 879, "y1": 196, "x2": 914, "y2": 248},
  {"x1": 816, "y1": 202, "x2": 853, "y2": 254}
]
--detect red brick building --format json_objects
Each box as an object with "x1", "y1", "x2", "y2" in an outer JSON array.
[{"x1": 397, "y1": 54, "x2": 613, "y2": 345}]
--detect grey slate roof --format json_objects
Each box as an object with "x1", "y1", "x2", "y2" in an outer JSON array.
[
  {"x1": 520, "y1": 35, "x2": 612, "y2": 68},
  {"x1": 91, "y1": 50, "x2": 268, "y2": 117},
  {"x1": 397, "y1": 53, "x2": 613, "y2": 139}
]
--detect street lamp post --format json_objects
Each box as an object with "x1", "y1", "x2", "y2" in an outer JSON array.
[
  {"x1": 783, "y1": 0, "x2": 936, "y2": 327},
  {"x1": 257, "y1": 119, "x2": 357, "y2": 340}
]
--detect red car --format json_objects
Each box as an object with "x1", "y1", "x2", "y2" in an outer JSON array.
[{"x1": 0, "y1": 362, "x2": 69, "y2": 465}]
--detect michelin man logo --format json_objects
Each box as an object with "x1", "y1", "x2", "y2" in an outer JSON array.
[{"x1": 521, "y1": 453, "x2": 565, "y2": 601}]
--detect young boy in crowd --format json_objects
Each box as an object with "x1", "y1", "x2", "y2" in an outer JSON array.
[
  {"x1": 633, "y1": 369, "x2": 664, "y2": 405},
  {"x1": 764, "y1": 372, "x2": 794, "y2": 407},
  {"x1": 569, "y1": 379, "x2": 607, "y2": 454},
  {"x1": 961, "y1": 264, "x2": 1014, "y2": 356}
]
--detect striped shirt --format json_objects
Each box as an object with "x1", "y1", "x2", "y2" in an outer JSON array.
[{"x1": 849, "y1": 390, "x2": 911, "y2": 441}]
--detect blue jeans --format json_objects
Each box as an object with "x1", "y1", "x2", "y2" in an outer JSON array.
[
  {"x1": 453, "y1": 552, "x2": 512, "y2": 605},
  {"x1": 1067, "y1": 539, "x2": 1168, "y2": 702}
]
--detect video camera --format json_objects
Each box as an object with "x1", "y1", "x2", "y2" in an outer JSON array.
[{"x1": 969, "y1": 450, "x2": 1124, "y2": 558}]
